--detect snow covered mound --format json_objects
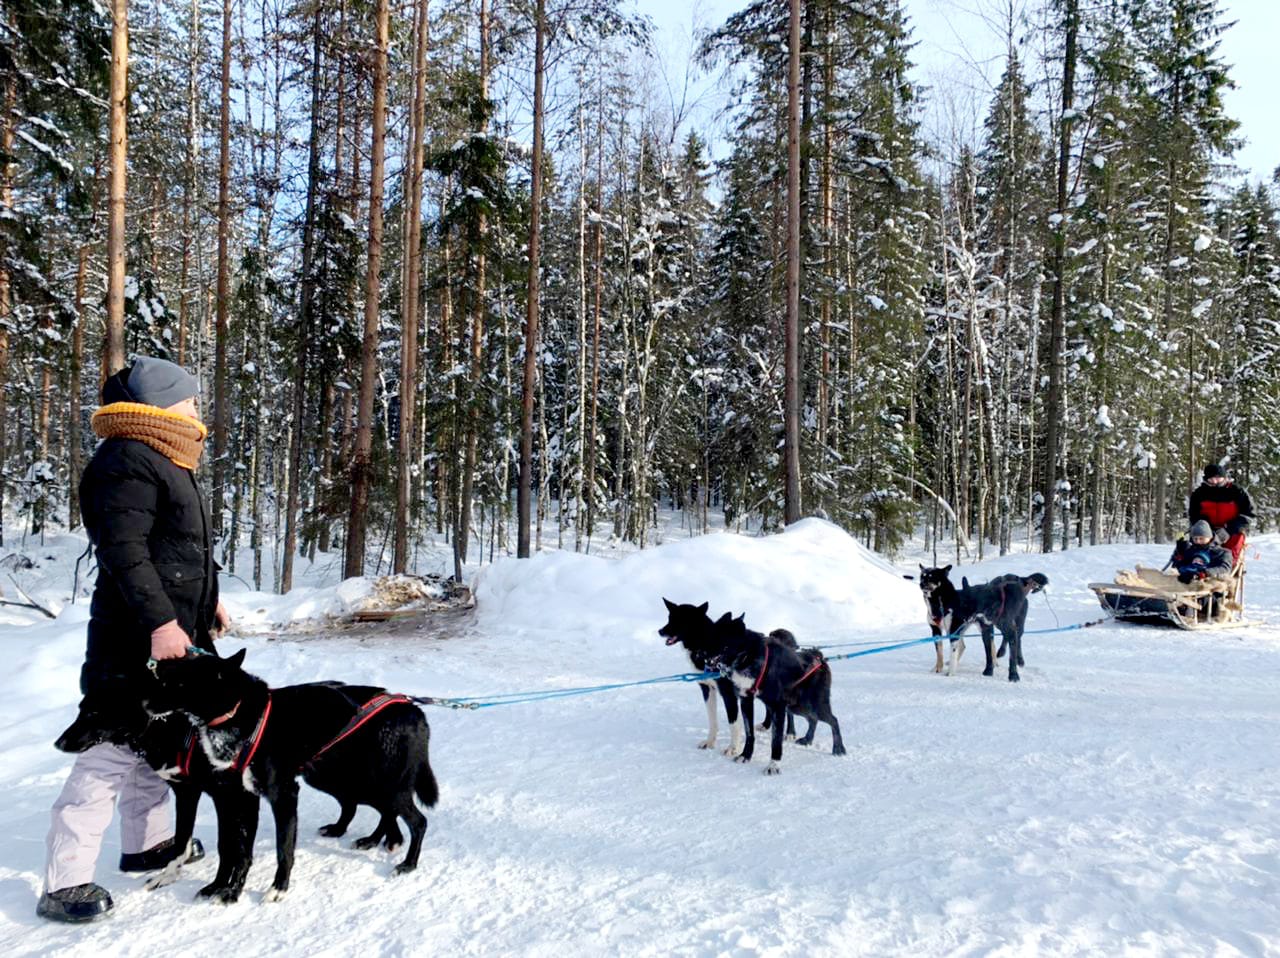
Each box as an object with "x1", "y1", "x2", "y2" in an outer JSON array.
[{"x1": 474, "y1": 517, "x2": 920, "y2": 643}]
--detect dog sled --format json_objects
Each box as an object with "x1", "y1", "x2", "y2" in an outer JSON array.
[{"x1": 1088, "y1": 556, "x2": 1249, "y2": 630}]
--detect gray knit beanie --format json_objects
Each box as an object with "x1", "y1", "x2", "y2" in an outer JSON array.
[
  {"x1": 125, "y1": 356, "x2": 199, "y2": 409},
  {"x1": 1189, "y1": 519, "x2": 1213, "y2": 540}
]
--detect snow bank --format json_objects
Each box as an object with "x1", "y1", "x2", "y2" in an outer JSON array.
[{"x1": 474, "y1": 517, "x2": 920, "y2": 644}]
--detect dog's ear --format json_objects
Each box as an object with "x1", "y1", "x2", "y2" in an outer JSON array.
[
  {"x1": 961, "y1": 576, "x2": 969, "y2": 589},
  {"x1": 715, "y1": 611, "x2": 732, "y2": 625},
  {"x1": 663, "y1": 597, "x2": 676, "y2": 613},
  {"x1": 696, "y1": 601, "x2": 709, "y2": 615},
  {"x1": 919, "y1": 563, "x2": 926, "y2": 573},
  {"x1": 225, "y1": 647, "x2": 247, "y2": 670},
  {"x1": 942, "y1": 565, "x2": 952, "y2": 575}
]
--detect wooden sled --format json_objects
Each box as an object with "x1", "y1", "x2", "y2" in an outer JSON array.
[{"x1": 1089, "y1": 558, "x2": 1249, "y2": 630}]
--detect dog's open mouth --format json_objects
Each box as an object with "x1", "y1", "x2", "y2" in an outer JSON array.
[{"x1": 663, "y1": 635, "x2": 680, "y2": 645}]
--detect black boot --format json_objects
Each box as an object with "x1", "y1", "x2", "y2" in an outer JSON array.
[
  {"x1": 119, "y1": 837, "x2": 205, "y2": 873},
  {"x1": 37, "y1": 883, "x2": 113, "y2": 922}
]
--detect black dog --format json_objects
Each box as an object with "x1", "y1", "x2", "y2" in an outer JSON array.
[
  {"x1": 916, "y1": 566, "x2": 1048, "y2": 681},
  {"x1": 144, "y1": 649, "x2": 438, "y2": 902},
  {"x1": 710, "y1": 614, "x2": 845, "y2": 775},
  {"x1": 660, "y1": 599, "x2": 798, "y2": 755}
]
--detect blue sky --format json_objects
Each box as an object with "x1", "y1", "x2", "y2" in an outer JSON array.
[{"x1": 630, "y1": 0, "x2": 1278, "y2": 184}]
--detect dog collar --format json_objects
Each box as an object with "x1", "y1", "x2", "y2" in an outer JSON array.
[{"x1": 207, "y1": 701, "x2": 241, "y2": 727}]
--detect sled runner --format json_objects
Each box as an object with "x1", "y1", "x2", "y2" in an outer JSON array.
[{"x1": 1088, "y1": 556, "x2": 1249, "y2": 630}]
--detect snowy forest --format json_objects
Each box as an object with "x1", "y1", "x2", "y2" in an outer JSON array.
[{"x1": 2, "y1": 0, "x2": 1277, "y2": 590}]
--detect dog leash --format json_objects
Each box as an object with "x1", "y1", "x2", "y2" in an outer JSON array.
[{"x1": 409, "y1": 670, "x2": 721, "y2": 711}]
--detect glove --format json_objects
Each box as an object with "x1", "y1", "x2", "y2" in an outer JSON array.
[
  {"x1": 1214, "y1": 527, "x2": 1229, "y2": 544},
  {"x1": 1226, "y1": 516, "x2": 1249, "y2": 535},
  {"x1": 1177, "y1": 571, "x2": 1194, "y2": 584},
  {"x1": 1197, "y1": 571, "x2": 1207, "y2": 580}
]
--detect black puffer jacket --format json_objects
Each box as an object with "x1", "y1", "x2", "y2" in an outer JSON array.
[{"x1": 80, "y1": 437, "x2": 218, "y2": 697}]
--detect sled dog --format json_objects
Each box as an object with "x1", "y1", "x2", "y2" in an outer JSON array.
[
  {"x1": 709, "y1": 614, "x2": 845, "y2": 775},
  {"x1": 140, "y1": 649, "x2": 438, "y2": 902},
  {"x1": 916, "y1": 566, "x2": 1048, "y2": 680}
]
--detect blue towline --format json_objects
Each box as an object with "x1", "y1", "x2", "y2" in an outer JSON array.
[{"x1": 411, "y1": 616, "x2": 1113, "y2": 709}]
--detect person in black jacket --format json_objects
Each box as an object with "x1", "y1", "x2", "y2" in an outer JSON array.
[
  {"x1": 39, "y1": 357, "x2": 230, "y2": 923},
  {"x1": 1189, "y1": 463, "x2": 1254, "y2": 562}
]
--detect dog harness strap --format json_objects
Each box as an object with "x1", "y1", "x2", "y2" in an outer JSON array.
[
  {"x1": 305, "y1": 693, "x2": 412, "y2": 770},
  {"x1": 750, "y1": 645, "x2": 770, "y2": 697},
  {"x1": 232, "y1": 694, "x2": 272, "y2": 773},
  {"x1": 177, "y1": 729, "x2": 198, "y2": 777},
  {"x1": 791, "y1": 658, "x2": 824, "y2": 688}
]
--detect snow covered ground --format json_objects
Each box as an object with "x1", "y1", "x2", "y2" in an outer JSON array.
[{"x1": 1, "y1": 518, "x2": 1277, "y2": 956}]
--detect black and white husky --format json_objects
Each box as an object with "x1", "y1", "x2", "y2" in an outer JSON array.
[
  {"x1": 659, "y1": 599, "x2": 799, "y2": 755},
  {"x1": 916, "y1": 565, "x2": 1048, "y2": 680},
  {"x1": 710, "y1": 614, "x2": 845, "y2": 775}
]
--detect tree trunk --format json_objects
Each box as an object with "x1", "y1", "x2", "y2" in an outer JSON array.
[
  {"x1": 344, "y1": 0, "x2": 391, "y2": 580},
  {"x1": 517, "y1": 0, "x2": 546, "y2": 558},
  {"x1": 783, "y1": 0, "x2": 802, "y2": 525},
  {"x1": 68, "y1": 243, "x2": 89, "y2": 527},
  {"x1": 1040, "y1": 0, "x2": 1076, "y2": 553},
  {"x1": 458, "y1": 0, "x2": 488, "y2": 566},
  {"x1": 104, "y1": 0, "x2": 129, "y2": 377},
  {"x1": 211, "y1": 0, "x2": 233, "y2": 538},
  {"x1": 0, "y1": 76, "x2": 15, "y2": 544},
  {"x1": 394, "y1": 0, "x2": 429, "y2": 573},
  {"x1": 281, "y1": 8, "x2": 325, "y2": 593}
]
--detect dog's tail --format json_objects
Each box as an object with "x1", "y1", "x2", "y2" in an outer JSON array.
[
  {"x1": 415, "y1": 760, "x2": 439, "y2": 809},
  {"x1": 1021, "y1": 572, "x2": 1049, "y2": 594}
]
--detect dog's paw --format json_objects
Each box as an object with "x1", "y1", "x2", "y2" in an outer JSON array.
[
  {"x1": 733, "y1": 753, "x2": 751, "y2": 764},
  {"x1": 833, "y1": 744, "x2": 847, "y2": 756},
  {"x1": 932, "y1": 663, "x2": 943, "y2": 673},
  {"x1": 319, "y1": 823, "x2": 346, "y2": 838},
  {"x1": 1008, "y1": 672, "x2": 1021, "y2": 683},
  {"x1": 144, "y1": 862, "x2": 184, "y2": 891},
  {"x1": 721, "y1": 745, "x2": 738, "y2": 757},
  {"x1": 982, "y1": 666, "x2": 994, "y2": 677},
  {"x1": 352, "y1": 835, "x2": 381, "y2": 851},
  {"x1": 263, "y1": 886, "x2": 287, "y2": 903},
  {"x1": 796, "y1": 735, "x2": 814, "y2": 747},
  {"x1": 197, "y1": 882, "x2": 240, "y2": 904},
  {"x1": 764, "y1": 762, "x2": 781, "y2": 776},
  {"x1": 392, "y1": 861, "x2": 417, "y2": 876},
  {"x1": 697, "y1": 740, "x2": 715, "y2": 750},
  {"x1": 1017, "y1": 657, "x2": 1025, "y2": 667}
]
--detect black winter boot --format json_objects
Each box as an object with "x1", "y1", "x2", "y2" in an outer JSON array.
[
  {"x1": 119, "y1": 837, "x2": 205, "y2": 873},
  {"x1": 37, "y1": 883, "x2": 114, "y2": 922}
]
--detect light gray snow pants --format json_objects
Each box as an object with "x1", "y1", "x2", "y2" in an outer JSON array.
[{"x1": 45, "y1": 741, "x2": 173, "y2": 891}]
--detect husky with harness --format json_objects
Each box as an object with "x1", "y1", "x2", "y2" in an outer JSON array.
[{"x1": 916, "y1": 566, "x2": 1048, "y2": 678}]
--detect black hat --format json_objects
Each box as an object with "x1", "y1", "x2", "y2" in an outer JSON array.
[{"x1": 1203, "y1": 463, "x2": 1226, "y2": 480}]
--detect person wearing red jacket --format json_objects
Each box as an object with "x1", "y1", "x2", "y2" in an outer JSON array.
[{"x1": 1188, "y1": 463, "x2": 1254, "y2": 563}]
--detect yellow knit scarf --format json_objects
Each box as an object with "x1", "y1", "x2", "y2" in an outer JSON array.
[{"x1": 91, "y1": 402, "x2": 208, "y2": 470}]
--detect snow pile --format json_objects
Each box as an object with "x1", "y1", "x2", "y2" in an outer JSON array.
[
  {"x1": 474, "y1": 517, "x2": 921, "y2": 644},
  {"x1": 227, "y1": 578, "x2": 374, "y2": 633}
]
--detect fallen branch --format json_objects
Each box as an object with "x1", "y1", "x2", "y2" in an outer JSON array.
[{"x1": 4, "y1": 575, "x2": 56, "y2": 619}]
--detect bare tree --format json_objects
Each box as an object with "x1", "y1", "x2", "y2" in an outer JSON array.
[
  {"x1": 394, "y1": 0, "x2": 430, "y2": 573},
  {"x1": 212, "y1": 0, "x2": 234, "y2": 536},
  {"x1": 345, "y1": 0, "x2": 391, "y2": 579},
  {"x1": 1040, "y1": 0, "x2": 1076, "y2": 552},
  {"x1": 783, "y1": 0, "x2": 801, "y2": 525},
  {"x1": 518, "y1": 0, "x2": 546, "y2": 558},
  {"x1": 104, "y1": 0, "x2": 129, "y2": 377}
]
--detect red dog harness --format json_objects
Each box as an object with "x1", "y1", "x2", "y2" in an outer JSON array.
[
  {"x1": 303, "y1": 693, "x2": 411, "y2": 771},
  {"x1": 174, "y1": 691, "x2": 410, "y2": 778},
  {"x1": 749, "y1": 645, "x2": 770, "y2": 696}
]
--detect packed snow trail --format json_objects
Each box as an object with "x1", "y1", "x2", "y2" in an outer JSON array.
[{"x1": 1, "y1": 520, "x2": 1277, "y2": 956}]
